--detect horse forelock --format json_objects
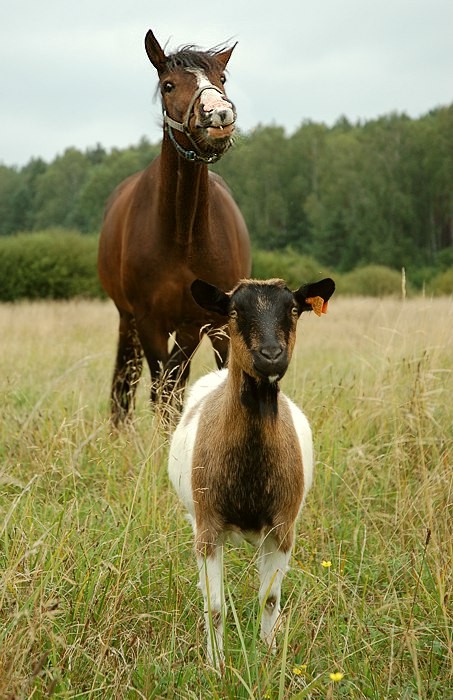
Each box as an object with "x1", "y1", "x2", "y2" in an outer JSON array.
[{"x1": 164, "y1": 45, "x2": 229, "y2": 74}]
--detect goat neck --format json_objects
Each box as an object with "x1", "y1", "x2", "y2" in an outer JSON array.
[{"x1": 226, "y1": 354, "x2": 281, "y2": 420}]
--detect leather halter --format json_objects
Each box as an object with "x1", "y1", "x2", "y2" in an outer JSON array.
[{"x1": 163, "y1": 83, "x2": 233, "y2": 164}]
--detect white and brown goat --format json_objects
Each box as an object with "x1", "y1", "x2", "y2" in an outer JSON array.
[{"x1": 168, "y1": 276, "x2": 335, "y2": 667}]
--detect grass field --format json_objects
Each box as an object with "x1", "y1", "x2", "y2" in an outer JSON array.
[{"x1": 0, "y1": 296, "x2": 452, "y2": 699}]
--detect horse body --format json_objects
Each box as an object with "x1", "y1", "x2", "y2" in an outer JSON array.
[{"x1": 98, "y1": 30, "x2": 251, "y2": 423}]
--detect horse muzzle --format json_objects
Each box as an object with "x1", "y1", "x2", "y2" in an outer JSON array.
[
  {"x1": 206, "y1": 122, "x2": 236, "y2": 140},
  {"x1": 197, "y1": 98, "x2": 236, "y2": 141}
]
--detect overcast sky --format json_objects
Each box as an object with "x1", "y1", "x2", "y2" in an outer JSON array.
[{"x1": 1, "y1": 0, "x2": 452, "y2": 168}]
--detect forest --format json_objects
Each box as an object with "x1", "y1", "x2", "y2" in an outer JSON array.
[{"x1": 0, "y1": 105, "x2": 452, "y2": 295}]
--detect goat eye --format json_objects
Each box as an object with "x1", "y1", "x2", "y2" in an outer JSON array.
[
  {"x1": 291, "y1": 306, "x2": 299, "y2": 317},
  {"x1": 220, "y1": 74, "x2": 226, "y2": 84},
  {"x1": 163, "y1": 81, "x2": 174, "y2": 93},
  {"x1": 229, "y1": 309, "x2": 238, "y2": 319}
]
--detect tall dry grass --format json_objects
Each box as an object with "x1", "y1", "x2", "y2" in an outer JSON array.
[{"x1": 0, "y1": 296, "x2": 451, "y2": 699}]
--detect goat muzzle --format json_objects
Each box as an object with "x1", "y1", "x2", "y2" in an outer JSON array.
[{"x1": 252, "y1": 346, "x2": 288, "y2": 381}]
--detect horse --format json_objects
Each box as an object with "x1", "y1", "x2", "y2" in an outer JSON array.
[{"x1": 98, "y1": 29, "x2": 251, "y2": 425}]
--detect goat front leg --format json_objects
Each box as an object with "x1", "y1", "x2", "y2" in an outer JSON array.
[
  {"x1": 196, "y1": 540, "x2": 224, "y2": 670},
  {"x1": 258, "y1": 535, "x2": 292, "y2": 650}
]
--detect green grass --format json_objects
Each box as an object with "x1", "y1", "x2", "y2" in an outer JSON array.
[{"x1": 0, "y1": 297, "x2": 451, "y2": 698}]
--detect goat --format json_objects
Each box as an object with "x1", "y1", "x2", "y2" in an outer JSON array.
[{"x1": 168, "y1": 276, "x2": 335, "y2": 667}]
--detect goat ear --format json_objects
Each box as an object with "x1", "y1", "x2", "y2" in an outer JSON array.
[
  {"x1": 294, "y1": 277, "x2": 336, "y2": 315},
  {"x1": 145, "y1": 29, "x2": 167, "y2": 72},
  {"x1": 191, "y1": 279, "x2": 230, "y2": 316}
]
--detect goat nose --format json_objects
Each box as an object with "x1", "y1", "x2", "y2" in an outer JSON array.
[{"x1": 260, "y1": 345, "x2": 283, "y2": 362}]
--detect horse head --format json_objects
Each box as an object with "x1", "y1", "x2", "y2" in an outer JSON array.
[{"x1": 145, "y1": 29, "x2": 237, "y2": 164}]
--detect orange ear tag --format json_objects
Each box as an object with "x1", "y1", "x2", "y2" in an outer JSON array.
[{"x1": 305, "y1": 296, "x2": 328, "y2": 317}]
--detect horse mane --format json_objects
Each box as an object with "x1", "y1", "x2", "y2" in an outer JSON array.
[{"x1": 164, "y1": 44, "x2": 231, "y2": 73}]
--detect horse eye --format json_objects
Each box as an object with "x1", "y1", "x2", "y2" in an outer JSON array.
[{"x1": 163, "y1": 81, "x2": 174, "y2": 93}]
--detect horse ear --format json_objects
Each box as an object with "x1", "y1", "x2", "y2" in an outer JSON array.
[
  {"x1": 145, "y1": 30, "x2": 167, "y2": 71},
  {"x1": 215, "y1": 43, "x2": 237, "y2": 70},
  {"x1": 191, "y1": 279, "x2": 230, "y2": 316},
  {"x1": 293, "y1": 278, "x2": 336, "y2": 314}
]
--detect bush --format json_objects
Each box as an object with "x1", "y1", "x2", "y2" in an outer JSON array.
[
  {"x1": 427, "y1": 267, "x2": 453, "y2": 295},
  {"x1": 340, "y1": 265, "x2": 409, "y2": 297},
  {"x1": 0, "y1": 229, "x2": 104, "y2": 301},
  {"x1": 251, "y1": 248, "x2": 333, "y2": 289},
  {"x1": 435, "y1": 247, "x2": 453, "y2": 270},
  {"x1": 0, "y1": 230, "x2": 449, "y2": 302}
]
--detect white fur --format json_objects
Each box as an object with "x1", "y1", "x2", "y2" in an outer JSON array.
[
  {"x1": 168, "y1": 369, "x2": 227, "y2": 520},
  {"x1": 189, "y1": 69, "x2": 235, "y2": 126}
]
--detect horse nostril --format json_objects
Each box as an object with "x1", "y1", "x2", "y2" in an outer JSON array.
[
  {"x1": 201, "y1": 106, "x2": 230, "y2": 121},
  {"x1": 216, "y1": 109, "x2": 229, "y2": 122}
]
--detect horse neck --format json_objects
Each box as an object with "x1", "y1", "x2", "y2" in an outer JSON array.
[{"x1": 158, "y1": 136, "x2": 210, "y2": 250}]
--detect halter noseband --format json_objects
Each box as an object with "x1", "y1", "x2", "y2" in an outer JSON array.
[{"x1": 163, "y1": 83, "x2": 233, "y2": 164}]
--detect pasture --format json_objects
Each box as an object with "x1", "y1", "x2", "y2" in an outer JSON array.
[{"x1": 0, "y1": 296, "x2": 451, "y2": 699}]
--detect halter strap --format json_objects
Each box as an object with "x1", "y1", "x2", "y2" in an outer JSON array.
[
  {"x1": 165, "y1": 120, "x2": 223, "y2": 164},
  {"x1": 164, "y1": 83, "x2": 226, "y2": 134},
  {"x1": 162, "y1": 83, "x2": 231, "y2": 164}
]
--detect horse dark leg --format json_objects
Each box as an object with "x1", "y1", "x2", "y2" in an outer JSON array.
[
  {"x1": 166, "y1": 326, "x2": 228, "y2": 404},
  {"x1": 111, "y1": 312, "x2": 143, "y2": 425},
  {"x1": 133, "y1": 319, "x2": 170, "y2": 407},
  {"x1": 154, "y1": 325, "x2": 201, "y2": 417},
  {"x1": 134, "y1": 320, "x2": 199, "y2": 424},
  {"x1": 163, "y1": 343, "x2": 194, "y2": 409}
]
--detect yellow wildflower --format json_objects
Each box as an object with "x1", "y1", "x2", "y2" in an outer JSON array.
[
  {"x1": 329, "y1": 671, "x2": 344, "y2": 682},
  {"x1": 292, "y1": 663, "x2": 307, "y2": 676},
  {"x1": 321, "y1": 560, "x2": 332, "y2": 568}
]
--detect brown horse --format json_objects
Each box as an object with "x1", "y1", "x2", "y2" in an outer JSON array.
[{"x1": 98, "y1": 29, "x2": 251, "y2": 424}]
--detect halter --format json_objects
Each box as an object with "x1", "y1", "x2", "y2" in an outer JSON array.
[{"x1": 163, "y1": 83, "x2": 233, "y2": 164}]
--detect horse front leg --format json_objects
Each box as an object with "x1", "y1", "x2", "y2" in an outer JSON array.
[
  {"x1": 111, "y1": 311, "x2": 143, "y2": 426},
  {"x1": 134, "y1": 317, "x2": 175, "y2": 417},
  {"x1": 162, "y1": 325, "x2": 202, "y2": 410},
  {"x1": 163, "y1": 348, "x2": 191, "y2": 410},
  {"x1": 135, "y1": 319, "x2": 199, "y2": 423}
]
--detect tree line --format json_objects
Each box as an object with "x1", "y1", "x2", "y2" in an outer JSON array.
[{"x1": 0, "y1": 105, "x2": 452, "y2": 275}]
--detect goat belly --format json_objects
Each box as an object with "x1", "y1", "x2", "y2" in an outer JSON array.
[{"x1": 218, "y1": 484, "x2": 275, "y2": 531}]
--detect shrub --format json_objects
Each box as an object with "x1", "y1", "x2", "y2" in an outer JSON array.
[
  {"x1": 251, "y1": 248, "x2": 333, "y2": 289},
  {"x1": 427, "y1": 267, "x2": 453, "y2": 295},
  {"x1": 435, "y1": 247, "x2": 453, "y2": 270},
  {"x1": 0, "y1": 229, "x2": 104, "y2": 301},
  {"x1": 340, "y1": 265, "x2": 409, "y2": 297}
]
